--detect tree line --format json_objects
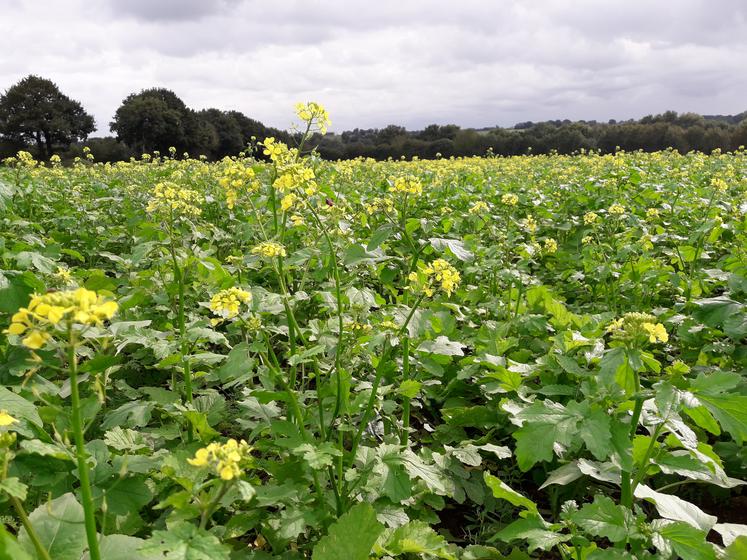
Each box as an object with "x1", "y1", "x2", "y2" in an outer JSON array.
[{"x1": 1, "y1": 75, "x2": 745, "y2": 162}]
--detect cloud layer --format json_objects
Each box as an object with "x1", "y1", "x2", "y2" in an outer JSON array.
[{"x1": 2, "y1": 0, "x2": 746, "y2": 134}]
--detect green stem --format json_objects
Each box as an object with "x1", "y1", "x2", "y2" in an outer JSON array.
[
  {"x1": 199, "y1": 481, "x2": 231, "y2": 530},
  {"x1": 68, "y1": 327, "x2": 101, "y2": 560},
  {"x1": 170, "y1": 237, "x2": 193, "y2": 441},
  {"x1": 620, "y1": 395, "x2": 644, "y2": 509},
  {"x1": 10, "y1": 496, "x2": 51, "y2": 560}
]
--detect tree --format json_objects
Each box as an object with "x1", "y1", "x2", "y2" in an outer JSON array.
[
  {"x1": 0, "y1": 75, "x2": 95, "y2": 158},
  {"x1": 110, "y1": 88, "x2": 191, "y2": 154},
  {"x1": 198, "y1": 109, "x2": 244, "y2": 158}
]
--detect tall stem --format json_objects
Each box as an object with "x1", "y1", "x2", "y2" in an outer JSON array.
[
  {"x1": 68, "y1": 327, "x2": 101, "y2": 560},
  {"x1": 170, "y1": 238, "x2": 193, "y2": 441},
  {"x1": 10, "y1": 496, "x2": 51, "y2": 560}
]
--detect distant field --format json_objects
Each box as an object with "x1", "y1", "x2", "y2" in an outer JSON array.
[{"x1": 1, "y1": 117, "x2": 746, "y2": 559}]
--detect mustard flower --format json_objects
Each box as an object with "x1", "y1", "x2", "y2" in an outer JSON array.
[
  {"x1": 501, "y1": 193, "x2": 519, "y2": 206},
  {"x1": 6, "y1": 288, "x2": 118, "y2": 349},
  {"x1": 583, "y1": 212, "x2": 599, "y2": 225},
  {"x1": 251, "y1": 241, "x2": 287, "y2": 259},
  {"x1": 188, "y1": 439, "x2": 252, "y2": 481},
  {"x1": 209, "y1": 287, "x2": 252, "y2": 325}
]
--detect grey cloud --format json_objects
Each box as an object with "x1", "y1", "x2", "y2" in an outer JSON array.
[{"x1": 1, "y1": 0, "x2": 745, "y2": 133}]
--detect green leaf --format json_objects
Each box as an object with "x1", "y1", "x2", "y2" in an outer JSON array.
[
  {"x1": 19, "y1": 493, "x2": 86, "y2": 560},
  {"x1": 658, "y1": 522, "x2": 716, "y2": 560},
  {"x1": 397, "y1": 380, "x2": 422, "y2": 399},
  {"x1": 696, "y1": 393, "x2": 747, "y2": 444},
  {"x1": 139, "y1": 522, "x2": 231, "y2": 560},
  {"x1": 213, "y1": 342, "x2": 255, "y2": 384},
  {"x1": 578, "y1": 407, "x2": 613, "y2": 460},
  {"x1": 634, "y1": 484, "x2": 716, "y2": 531},
  {"x1": 312, "y1": 503, "x2": 384, "y2": 560},
  {"x1": 495, "y1": 516, "x2": 569, "y2": 552},
  {"x1": 382, "y1": 520, "x2": 456, "y2": 559},
  {"x1": 513, "y1": 422, "x2": 558, "y2": 471},
  {"x1": 293, "y1": 442, "x2": 342, "y2": 470},
  {"x1": 483, "y1": 472, "x2": 537, "y2": 513},
  {"x1": 599, "y1": 347, "x2": 635, "y2": 395},
  {"x1": 417, "y1": 336, "x2": 466, "y2": 357},
  {"x1": 429, "y1": 238, "x2": 473, "y2": 261},
  {"x1": 0, "y1": 524, "x2": 32, "y2": 560},
  {"x1": 0, "y1": 387, "x2": 42, "y2": 429},
  {"x1": 367, "y1": 224, "x2": 394, "y2": 251},
  {"x1": 693, "y1": 296, "x2": 747, "y2": 339},
  {"x1": 724, "y1": 536, "x2": 747, "y2": 560},
  {"x1": 0, "y1": 477, "x2": 27, "y2": 500},
  {"x1": 86, "y1": 535, "x2": 159, "y2": 560},
  {"x1": 569, "y1": 495, "x2": 635, "y2": 543},
  {"x1": 182, "y1": 411, "x2": 220, "y2": 441}
]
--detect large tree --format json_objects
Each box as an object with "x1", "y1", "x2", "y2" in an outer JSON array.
[
  {"x1": 110, "y1": 88, "x2": 191, "y2": 154},
  {"x1": 0, "y1": 75, "x2": 95, "y2": 158}
]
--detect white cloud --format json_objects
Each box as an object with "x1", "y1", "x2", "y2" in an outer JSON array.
[{"x1": 1, "y1": 0, "x2": 745, "y2": 135}]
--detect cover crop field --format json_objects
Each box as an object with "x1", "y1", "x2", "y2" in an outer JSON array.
[{"x1": 0, "y1": 105, "x2": 746, "y2": 559}]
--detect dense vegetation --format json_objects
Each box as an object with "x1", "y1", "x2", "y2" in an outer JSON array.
[
  {"x1": 1, "y1": 75, "x2": 746, "y2": 162},
  {"x1": 0, "y1": 104, "x2": 746, "y2": 559}
]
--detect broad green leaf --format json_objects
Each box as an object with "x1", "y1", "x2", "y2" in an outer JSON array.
[
  {"x1": 367, "y1": 224, "x2": 394, "y2": 251},
  {"x1": 724, "y1": 536, "x2": 747, "y2": 560},
  {"x1": 382, "y1": 520, "x2": 456, "y2": 559},
  {"x1": 569, "y1": 495, "x2": 635, "y2": 543},
  {"x1": 0, "y1": 477, "x2": 27, "y2": 500},
  {"x1": 634, "y1": 484, "x2": 716, "y2": 531},
  {"x1": 0, "y1": 386, "x2": 42, "y2": 429},
  {"x1": 483, "y1": 472, "x2": 537, "y2": 513},
  {"x1": 397, "y1": 379, "x2": 422, "y2": 399},
  {"x1": 417, "y1": 336, "x2": 466, "y2": 356},
  {"x1": 0, "y1": 524, "x2": 32, "y2": 560},
  {"x1": 19, "y1": 493, "x2": 86, "y2": 560},
  {"x1": 139, "y1": 522, "x2": 231, "y2": 560},
  {"x1": 495, "y1": 516, "x2": 569, "y2": 552},
  {"x1": 85, "y1": 535, "x2": 159, "y2": 560},
  {"x1": 312, "y1": 503, "x2": 383, "y2": 560},
  {"x1": 578, "y1": 407, "x2": 613, "y2": 460},
  {"x1": 658, "y1": 522, "x2": 716, "y2": 560}
]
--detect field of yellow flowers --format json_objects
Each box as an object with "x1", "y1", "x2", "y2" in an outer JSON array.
[{"x1": 0, "y1": 105, "x2": 746, "y2": 559}]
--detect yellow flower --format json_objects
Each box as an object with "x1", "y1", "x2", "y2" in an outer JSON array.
[
  {"x1": 5, "y1": 289, "x2": 118, "y2": 349},
  {"x1": 146, "y1": 181, "x2": 202, "y2": 217},
  {"x1": 290, "y1": 214, "x2": 305, "y2": 227},
  {"x1": 22, "y1": 331, "x2": 50, "y2": 350},
  {"x1": 583, "y1": 212, "x2": 598, "y2": 225},
  {"x1": 582, "y1": 235, "x2": 594, "y2": 245},
  {"x1": 281, "y1": 193, "x2": 297, "y2": 212},
  {"x1": 0, "y1": 411, "x2": 18, "y2": 427},
  {"x1": 642, "y1": 322, "x2": 668, "y2": 344},
  {"x1": 710, "y1": 177, "x2": 728, "y2": 193},
  {"x1": 251, "y1": 241, "x2": 287, "y2": 259},
  {"x1": 543, "y1": 238, "x2": 558, "y2": 254},
  {"x1": 210, "y1": 287, "x2": 252, "y2": 321},
  {"x1": 389, "y1": 176, "x2": 423, "y2": 196},
  {"x1": 469, "y1": 201, "x2": 489, "y2": 215},
  {"x1": 523, "y1": 215, "x2": 538, "y2": 234},
  {"x1": 646, "y1": 208, "x2": 660, "y2": 219},
  {"x1": 188, "y1": 439, "x2": 252, "y2": 481},
  {"x1": 608, "y1": 203, "x2": 625, "y2": 215},
  {"x1": 501, "y1": 193, "x2": 519, "y2": 206},
  {"x1": 411, "y1": 258, "x2": 461, "y2": 297},
  {"x1": 219, "y1": 160, "x2": 258, "y2": 209},
  {"x1": 295, "y1": 101, "x2": 331, "y2": 134}
]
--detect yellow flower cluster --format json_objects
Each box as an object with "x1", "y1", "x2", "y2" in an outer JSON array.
[
  {"x1": 6, "y1": 288, "x2": 118, "y2": 349},
  {"x1": 409, "y1": 258, "x2": 461, "y2": 297},
  {"x1": 146, "y1": 181, "x2": 202, "y2": 217},
  {"x1": 608, "y1": 203, "x2": 625, "y2": 215},
  {"x1": 262, "y1": 137, "x2": 288, "y2": 162},
  {"x1": 389, "y1": 176, "x2": 423, "y2": 196},
  {"x1": 295, "y1": 101, "x2": 331, "y2": 134},
  {"x1": 209, "y1": 287, "x2": 252, "y2": 323},
  {"x1": 251, "y1": 241, "x2": 287, "y2": 259},
  {"x1": 543, "y1": 238, "x2": 558, "y2": 254},
  {"x1": 290, "y1": 214, "x2": 305, "y2": 227},
  {"x1": 469, "y1": 201, "x2": 489, "y2": 214},
  {"x1": 523, "y1": 215, "x2": 538, "y2": 234},
  {"x1": 187, "y1": 439, "x2": 252, "y2": 480},
  {"x1": 583, "y1": 212, "x2": 599, "y2": 225},
  {"x1": 501, "y1": 193, "x2": 519, "y2": 206},
  {"x1": 607, "y1": 312, "x2": 668, "y2": 345},
  {"x1": 582, "y1": 235, "x2": 594, "y2": 245},
  {"x1": 0, "y1": 411, "x2": 18, "y2": 427},
  {"x1": 710, "y1": 177, "x2": 728, "y2": 193},
  {"x1": 281, "y1": 193, "x2": 297, "y2": 212},
  {"x1": 219, "y1": 161, "x2": 258, "y2": 209},
  {"x1": 642, "y1": 322, "x2": 668, "y2": 343},
  {"x1": 646, "y1": 208, "x2": 660, "y2": 219},
  {"x1": 365, "y1": 196, "x2": 395, "y2": 215}
]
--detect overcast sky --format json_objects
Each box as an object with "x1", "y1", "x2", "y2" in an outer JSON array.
[{"x1": 2, "y1": 0, "x2": 746, "y2": 134}]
